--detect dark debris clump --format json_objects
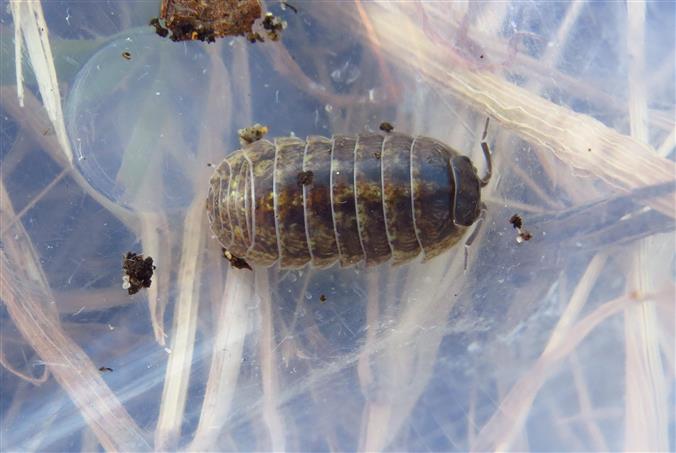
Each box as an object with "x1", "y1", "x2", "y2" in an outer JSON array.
[
  {"x1": 149, "y1": 17, "x2": 170, "y2": 37},
  {"x1": 238, "y1": 123, "x2": 269, "y2": 146},
  {"x1": 223, "y1": 249, "x2": 252, "y2": 271},
  {"x1": 509, "y1": 214, "x2": 523, "y2": 229},
  {"x1": 379, "y1": 122, "x2": 394, "y2": 133},
  {"x1": 122, "y1": 252, "x2": 155, "y2": 295},
  {"x1": 297, "y1": 170, "x2": 314, "y2": 187},
  {"x1": 509, "y1": 214, "x2": 533, "y2": 243},
  {"x1": 261, "y1": 12, "x2": 287, "y2": 41}
]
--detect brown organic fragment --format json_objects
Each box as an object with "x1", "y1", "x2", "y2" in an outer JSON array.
[
  {"x1": 223, "y1": 248, "x2": 253, "y2": 271},
  {"x1": 155, "y1": 0, "x2": 262, "y2": 42},
  {"x1": 238, "y1": 123, "x2": 269, "y2": 145},
  {"x1": 509, "y1": 214, "x2": 532, "y2": 243},
  {"x1": 297, "y1": 170, "x2": 314, "y2": 187},
  {"x1": 379, "y1": 121, "x2": 394, "y2": 133}
]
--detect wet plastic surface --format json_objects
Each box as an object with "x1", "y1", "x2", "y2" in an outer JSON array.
[{"x1": 2, "y1": 2, "x2": 674, "y2": 452}]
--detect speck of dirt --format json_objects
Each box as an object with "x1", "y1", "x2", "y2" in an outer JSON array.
[
  {"x1": 509, "y1": 214, "x2": 532, "y2": 243},
  {"x1": 379, "y1": 121, "x2": 394, "y2": 133},
  {"x1": 223, "y1": 248, "x2": 252, "y2": 271},
  {"x1": 517, "y1": 230, "x2": 533, "y2": 242},
  {"x1": 297, "y1": 170, "x2": 314, "y2": 187},
  {"x1": 280, "y1": 1, "x2": 298, "y2": 13},
  {"x1": 149, "y1": 17, "x2": 170, "y2": 37},
  {"x1": 238, "y1": 123, "x2": 268, "y2": 146},
  {"x1": 261, "y1": 12, "x2": 287, "y2": 41},
  {"x1": 99, "y1": 366, "x2": 114, "y2": 373},
  {"x1": 246, "y1": 31, "x2": 264, "y2": 43},
  {"x1": 509, "y1": 214, "x2": 523, "y2": 229},
  {"x1": 122, "y1": 51, "x2": 132, "y2": 60},
  {"x1": 319, "y1": 294, "x2": 327, "y2": 302}
]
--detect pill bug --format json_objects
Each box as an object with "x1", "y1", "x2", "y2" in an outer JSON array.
[{"x1": 206, "y1": 122, "x2": 493, "y2": 269}]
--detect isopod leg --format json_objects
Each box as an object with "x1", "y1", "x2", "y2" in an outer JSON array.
[
  {"x1": 480, "y1": 117, "x2": 492, "y2": 187},
  {"x1": 463, "y1": 202, "x2": 486, "y2": 270}
]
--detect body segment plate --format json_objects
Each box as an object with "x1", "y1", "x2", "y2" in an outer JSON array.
[
  {"x1": 274, "y1": 137, "x2": 312, "y2": 268},
  {"x1": 330, "y1": 135, "x2": 364, "y2": 267},
  {"x1": 303, "y1": 135, "x2": 339, "y2": 268},
  {"x1": 355, "y1": 133, "x2": 391, "y2": 266},
  {"x1": 227, "y1": 154, "x2": 249, "y2": 257},
  {"x1": 244, "y1": 139, "x2": 278, "y2": 266},
  {"x1": 411, "y1": 136, "x2": 465, "y2": 259},
  {"x1": 381, "y1": 133, "x2": 420, "y2": 264}
]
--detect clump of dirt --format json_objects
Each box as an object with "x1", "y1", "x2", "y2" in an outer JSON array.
[
  {"x1": 297, "y1": 170, "x2": 314, "y2": 187},
  {"x1": 150, "y1": 0, "x2": 262, "y2": 42},
  {"x1": 261, "y1": 12, "x2": 287, "y2": 41},
  {"x1": 122, "y1": 252, "x2": 155, "y2": 295},
  {"x1": 379, "y1": 121, "x2": 394, "y2": 133},
  {"x1": 238, "y1": 123, "x2": 268, "y2": 146},
  {"x1": 223, "y1": 248, "x2": 252, "y2": 271},
  {"x1": 509, "y1": 214, "x2": 533, "y2": 243}
]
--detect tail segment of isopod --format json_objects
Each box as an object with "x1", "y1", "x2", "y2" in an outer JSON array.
[
  {"x1": 450, "y1": 155, "x2": 482, "y2": 226},
  {"x1": 226, "y1": 153, "x2": 250, "y2": 257},
  {"x1": 206, "y1": 159, "x2": 233, "y2": 249}
]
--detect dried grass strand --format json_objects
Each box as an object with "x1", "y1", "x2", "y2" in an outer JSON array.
[
  {"x1": 10, "y1": 1, "x2": 73, "y2": 163},
  {"x1": 190, "y1": 269, "x2": 251, "y2": 450},
  {"x1": 344, "y1": 4, "x2": 676, "y2": 218},
  {"x1": 257, "y1": 270, "x2": 286, "y2": 451},
  {"x1": 0, "y1": 168, "x2": 69, "y2": 238},
  {"x1": 154, "y1": 200, "x2": 206, "y2": 450},
  {"x1": 0, "y1": 337, "x2": 49, "y2": 386},
  {"x1": 0, "y1": 181, "x2": 149, "y2": 451},
  {"x1": 472, "y1": 286, "x2": 672, "y2": 452},
  {"x1": 623, "y1": 3, "x2": 670, "y2": 449}
]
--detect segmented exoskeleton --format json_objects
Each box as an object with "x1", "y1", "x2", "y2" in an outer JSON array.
[{"x1": 206, "y1": 123, "x2": 492, "y2": 269}]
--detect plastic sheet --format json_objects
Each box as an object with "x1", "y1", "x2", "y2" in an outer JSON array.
[{"x1": 2, "y1": 2, "x2": 674, "y2": 451}]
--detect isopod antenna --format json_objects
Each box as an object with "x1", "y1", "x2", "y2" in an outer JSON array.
[{"x1": 479, "y1": 117, "x2": 493, "y2": 187}]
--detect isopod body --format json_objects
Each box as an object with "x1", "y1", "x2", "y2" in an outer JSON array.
[{"x1": 206, "y1": 132, "x2": 488, "y2": 269}]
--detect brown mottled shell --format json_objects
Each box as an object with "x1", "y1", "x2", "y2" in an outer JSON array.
[{"x1": 206, "y1": 133, "x2": 483, "y2": 269}]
